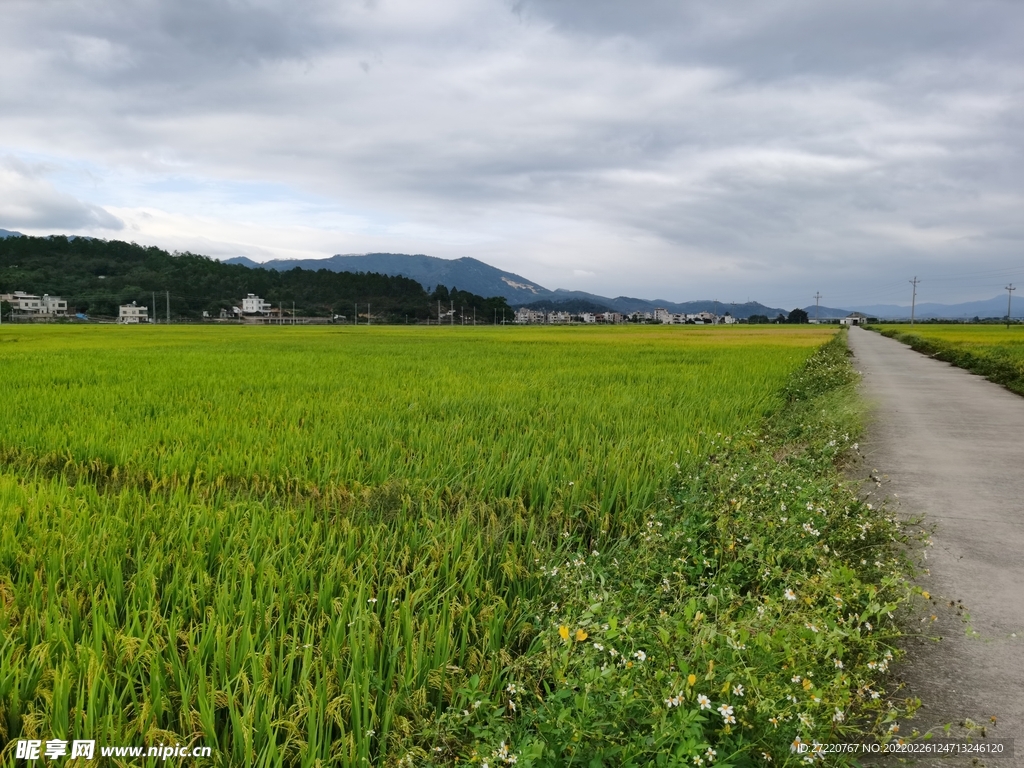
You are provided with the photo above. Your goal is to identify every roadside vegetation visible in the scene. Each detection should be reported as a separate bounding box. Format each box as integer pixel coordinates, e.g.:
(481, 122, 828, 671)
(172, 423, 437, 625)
(0, 326, 913, 766)
(872, 324, 1024, 397)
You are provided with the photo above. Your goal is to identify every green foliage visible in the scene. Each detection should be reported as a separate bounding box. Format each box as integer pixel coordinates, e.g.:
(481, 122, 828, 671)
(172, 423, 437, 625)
(0, 235, 509, 321)
(787, 309, 809, 325)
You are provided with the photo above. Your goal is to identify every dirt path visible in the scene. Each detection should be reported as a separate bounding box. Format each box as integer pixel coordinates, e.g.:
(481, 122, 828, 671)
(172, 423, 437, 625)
(847, 326, 1024, 766)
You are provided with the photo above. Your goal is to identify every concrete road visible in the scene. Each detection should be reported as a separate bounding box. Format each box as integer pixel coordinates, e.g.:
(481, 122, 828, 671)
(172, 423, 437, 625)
(848, 326, 1024, 767)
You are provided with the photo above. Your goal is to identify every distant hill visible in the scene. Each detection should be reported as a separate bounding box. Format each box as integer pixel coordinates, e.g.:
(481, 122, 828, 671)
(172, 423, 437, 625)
(226, 253, 791, 319)
(0, 229, 24, 239)
(1, 236, 510, 321)
(224, 253, 550, 305)
(847, 295, 1023, 320)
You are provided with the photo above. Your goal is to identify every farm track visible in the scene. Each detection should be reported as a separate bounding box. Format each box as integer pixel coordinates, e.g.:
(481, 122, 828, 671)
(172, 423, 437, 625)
(848, 327, 1024, 767)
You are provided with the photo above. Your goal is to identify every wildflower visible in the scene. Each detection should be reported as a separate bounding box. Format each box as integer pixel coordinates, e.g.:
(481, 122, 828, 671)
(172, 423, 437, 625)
(791, 675, 801, 683)
(558, 626, 569, 640)
(784, 589, 797, 601)
(507, 683, 518, 695)
(832, 709, 845, 723)
(805, 623, 819, 633)
(634, 650, 647, 662)
(473, 700, 482, 709)
(762, 751, 773, 762)
(769, 716, 780, 727)
(593, 643, 604, 651)
(705, 747, 717, 761)
(687, 673, 697, 687)
(367, 598, 377, 604)
(575, 629, 588, 642)
(833, 658, 844, 669)
(798, 713, 814, 728)
(732, 684, 744, 697)
(508, 700, 516, 712)
(697, 694, 712, 710)
(791, 736, 803, 753)
(718, 704, 736, 724)
(693, 757, 704, 766)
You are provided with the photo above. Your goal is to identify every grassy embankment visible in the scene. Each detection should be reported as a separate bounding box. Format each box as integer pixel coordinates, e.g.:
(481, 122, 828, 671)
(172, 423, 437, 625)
(872, 324, 1024, 396)
(0, 326, 914, 766)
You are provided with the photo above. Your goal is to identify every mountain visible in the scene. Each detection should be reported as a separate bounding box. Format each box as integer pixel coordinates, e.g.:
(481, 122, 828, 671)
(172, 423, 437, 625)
(223, 253, 550, 305)
(224, 253, 790, 318)
(846, 295, 1022, 320)
(1, 235, 510, 321)
(800, 304, 857, 320)
(0, 229, 24, 239)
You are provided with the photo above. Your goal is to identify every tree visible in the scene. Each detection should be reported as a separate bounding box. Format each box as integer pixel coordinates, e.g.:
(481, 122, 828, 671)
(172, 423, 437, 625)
(788, 308, 809, 324)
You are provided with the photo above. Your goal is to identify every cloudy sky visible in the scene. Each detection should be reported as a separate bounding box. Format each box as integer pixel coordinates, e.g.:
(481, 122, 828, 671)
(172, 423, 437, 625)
(2, 0, 1022, 307)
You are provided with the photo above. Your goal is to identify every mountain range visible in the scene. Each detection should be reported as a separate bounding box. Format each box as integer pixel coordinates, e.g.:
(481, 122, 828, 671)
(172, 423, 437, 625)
(224, 253, 793, 319)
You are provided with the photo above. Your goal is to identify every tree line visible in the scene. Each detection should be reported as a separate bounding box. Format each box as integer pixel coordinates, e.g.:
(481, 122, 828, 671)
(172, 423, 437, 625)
(0, 236, 511, 322)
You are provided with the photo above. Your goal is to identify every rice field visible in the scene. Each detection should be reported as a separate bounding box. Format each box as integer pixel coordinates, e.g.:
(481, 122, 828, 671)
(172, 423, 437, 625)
(874, 323, 1024, 396)
(0, 324, 852, 765)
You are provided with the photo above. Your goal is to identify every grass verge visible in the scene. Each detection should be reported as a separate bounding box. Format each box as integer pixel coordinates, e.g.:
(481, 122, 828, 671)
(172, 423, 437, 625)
(870, 326, 1024, 397)
(425, 332, 917, 768)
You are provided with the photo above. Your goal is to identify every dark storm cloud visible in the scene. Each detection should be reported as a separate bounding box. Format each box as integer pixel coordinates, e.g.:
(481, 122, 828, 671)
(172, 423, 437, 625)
(0, 0, 1021, 305)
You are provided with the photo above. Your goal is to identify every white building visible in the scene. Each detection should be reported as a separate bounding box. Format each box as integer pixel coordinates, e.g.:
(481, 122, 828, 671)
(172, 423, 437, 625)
(548, 311, 571, 324)
(2, 291, 42, 314)
(41, 294, 68, 315)
(653, 308, 671, 323)
(0, 291, 68, 316)
(580, 312, 596, 324)
(118, 302, 149, 324)
(514, 308, 547, 324)
(840, 312, 868, 326)
(241, 294, 272, 314)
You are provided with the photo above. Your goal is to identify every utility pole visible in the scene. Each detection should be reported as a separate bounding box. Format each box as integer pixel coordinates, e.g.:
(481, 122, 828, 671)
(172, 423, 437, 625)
(909, 277, 920, 325)
(450, 300, 454, 326)
(152, 292, 156, 324)
(813, 292, 822, 324)
(292, 301, 295, 325)
(367, 303, 370, 326)
(1007, 284, 1016, 328)
(166, 291, 170, 324)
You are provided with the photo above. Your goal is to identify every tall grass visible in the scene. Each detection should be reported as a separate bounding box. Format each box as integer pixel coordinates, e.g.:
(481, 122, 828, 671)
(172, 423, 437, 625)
(0, 325, 848, 765)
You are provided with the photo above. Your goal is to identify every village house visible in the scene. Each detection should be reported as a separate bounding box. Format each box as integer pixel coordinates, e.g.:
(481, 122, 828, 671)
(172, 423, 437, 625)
(241, 294, 272, 315)
(118, 302, 149, 324)
(1, 291, 68, 317)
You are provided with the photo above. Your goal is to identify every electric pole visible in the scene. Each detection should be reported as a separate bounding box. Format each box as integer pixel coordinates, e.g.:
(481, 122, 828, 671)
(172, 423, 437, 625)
(1007, 284, 1016, 328)
(152, 292, 156, 324)
(450, 300, 454, 326)
(909, 277, 920, 325)
(293, 301, 295, 325)
(367, 303, 370, 326)
(166, 290, 170, 324)
(813, 292, 822, 324)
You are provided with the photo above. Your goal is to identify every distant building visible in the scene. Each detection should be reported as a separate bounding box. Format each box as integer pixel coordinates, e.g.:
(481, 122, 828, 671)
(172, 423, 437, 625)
(580, 312, 596, 324)
(41, 295, 67, 315)
(514, 308, 547, 324)
(1, 291, 68, 317)
(241, 294, 272, 315)
(653, 308, 671, 323)
(840, 312, 869, 326)
(119, 302, 149, 324)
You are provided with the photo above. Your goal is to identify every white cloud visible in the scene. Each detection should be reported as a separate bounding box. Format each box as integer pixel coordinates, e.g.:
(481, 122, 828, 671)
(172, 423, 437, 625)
(0, 0, 1022, 305)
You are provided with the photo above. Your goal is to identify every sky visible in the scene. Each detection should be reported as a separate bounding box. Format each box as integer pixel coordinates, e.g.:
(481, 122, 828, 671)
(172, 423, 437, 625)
(1, 0, 1023, 308)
